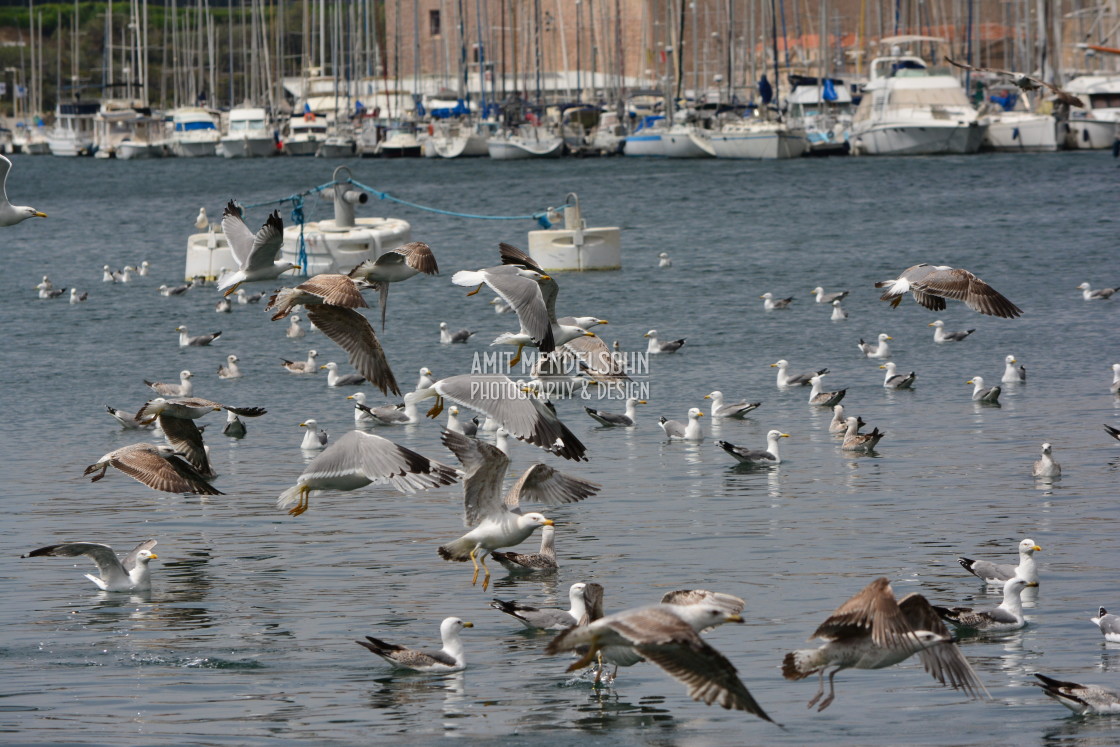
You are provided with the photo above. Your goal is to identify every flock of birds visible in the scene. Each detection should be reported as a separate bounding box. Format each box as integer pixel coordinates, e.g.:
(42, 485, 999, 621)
(12, 191, 1120, 726)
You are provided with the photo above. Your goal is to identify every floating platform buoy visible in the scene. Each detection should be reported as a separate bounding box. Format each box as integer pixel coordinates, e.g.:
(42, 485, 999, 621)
(527, 193, 620, 271)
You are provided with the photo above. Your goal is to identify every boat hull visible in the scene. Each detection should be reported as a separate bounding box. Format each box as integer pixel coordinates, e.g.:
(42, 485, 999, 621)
(709, 128, 809, 159)
(852, 122, 986, 155)
(219, 136, 277, 158)
(171, 139, 218, 157)
(983, 113, 1062, 152)
(662, 131, 712, 158)
(487, 137, 563, 159)
(622, 134, 665, 156)
(1067, 117, 1119, 149)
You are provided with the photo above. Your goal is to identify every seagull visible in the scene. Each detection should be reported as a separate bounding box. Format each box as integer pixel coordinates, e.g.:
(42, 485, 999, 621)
(347, 241, 440, 329)
(299, 419, 329, 450)
(0, 154, 47, 226)
(545, 602, 775, 720)
(281, 350, 319, 374)
(356, 617, 473, 672)
(659, 408, 704, 440)
(137, 260, 150, 276)
(277, 430, 459, 516)
(103, 265, 117, 283)
(491, 582, 589, 630)
(782, 577, 989, 711)
(841, 417, 885, 452)
(857, 333, 892, 358)
(760, 292, 793, 310)
(1076, 282, 1117, 300)
(875, 264, 1022, 318)
(704, 391, 761, 419)
(69, 289, 88, 304)
(217, 203, 297, 296)
(879, 362, 916, 389)
(945, 57, 1086, 107)
(444, 404, 468, 433)
(83, 443, 222, 494)
(451, 260, 554, 363)
(22, 539, 158, 591)
(144, 370, 194, 397)
(439, 322, 475, 344)
(1033, 442, 1061, 478)
(490, 296, 512, 314)
(1035, 673, 1120, 715)
(135, 397, 266, 477)
(957, 538, 1042, 586)
(118, 265, 135, 283)
(217, 355, 242, 380)
(1001, 355, 1026, 383)
(194, 207, 209, 230)
(812, 286, 848, 304)
(585, 398, 645, 427)
(1091, 607, 1120, 642)
(415, 374, 587, 461)
(214, 298, 232, 313)
(346, 392, 377, 423)
(966, 376, 1001, 403)
(105, 405, 155, 430)
(320, 361, 366, 387)
(933, 577, 1036, 631)
(830, 299, 847, 320)
(438, 430, 598, 589)
(808, 374, 846, 406)
(176, 326, 221, 347)
(416, 367, 435, 390)
(717, 430, 789, 466)
(829, 404, 859, 434)
(771, 360, 828, 387)
(645, 329, 686, 354)
(352, 392, 423, 425)
(286, 314, 306, 338)
(159, 282, 192, 296)
(267, 274, 400, 396)
(222, 410, 247, 438)
(490, 524, 559, 572)
(929, 320, 975, 342)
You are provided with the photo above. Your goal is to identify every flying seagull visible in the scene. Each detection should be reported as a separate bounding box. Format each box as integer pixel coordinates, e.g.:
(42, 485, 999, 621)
(22, 539, 158, 591)
(348, 241, 440, 329)
(0, 154, 47, 226)
(217, 201, 298, 296)
(945, 57, 1085, 108)
(875, 264, 1022, 318)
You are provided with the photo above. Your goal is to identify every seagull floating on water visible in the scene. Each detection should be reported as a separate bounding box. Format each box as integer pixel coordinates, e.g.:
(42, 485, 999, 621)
(1035, 673, 1120, 715)
(760, 292, 793, 310)
(281, 350, 318, 374)
(1076, 282, 1117, 300)
(957, 538, 1042, 586)
(439, 322, 475, 344)
(857, 333, 892, 358)
(176, 326, 221, 347)
(704, 391, 761, 419)
(808, 374, 846, 406)
(933, 577, 1036, 631)
(659, 408, 704, 440)
(717, 430, 788, 466)
(830, 299, 847, 320)
(812, 286, 848, 304)
(645, 329, 686, 354)
(320, 361, 366, 387)
(966, 376, 1001, 403)
(929, 320, 975, 342)
(1091, 607, 1120, 642)
(879, 362, 916, 389)
(299, 419, 329, 450)
(1033, 442, 1061, 478)
(356, 617, 473, 672)
(490, 524, 559, 572)
(772, 360, 828, 387)
(491, 582, 589, 630)
(1002, 355, 1026, 383)
(146, 370, 194, 397)
(585, 398, 645, 427)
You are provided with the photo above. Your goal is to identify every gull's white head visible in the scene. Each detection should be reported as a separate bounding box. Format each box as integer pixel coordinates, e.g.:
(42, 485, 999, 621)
(291, 314, 300, 323)
(420, 367, 433, 376)
(929, 320, 945, 328)
(760, 292, 774, 299)
(1040, 442, 1053, 454)
(226, 355, 238, 364)
(346, 392, 366, 404)
(880, 362, 897, 371)
(771, 359, 789, 369)
(705, 391, 723, 401)
(767, 429, 791, 441)
(180, 370, 193, 379)
(673, 603, 744, 632)
(967, 376, 985, 387)
(1020, 539, 1042, 554)
(878, 333, 893, 342)
(659, 252, 669, 258)
(299, 419, 318, 428)
(134, 548, 159, 564)
(688, 407, 704, 419)
(440, 322, 449, 330)
(644, 330, 658, 338)
(308, 350, 318, 358)
(1006, 355, 1016, 364)
(440, 617, 474, 637)
(321, 362, 339, 372)
(811, 286, 824, 294)
(520, 512, 554, 529)
(1077, 282, 1091, 290)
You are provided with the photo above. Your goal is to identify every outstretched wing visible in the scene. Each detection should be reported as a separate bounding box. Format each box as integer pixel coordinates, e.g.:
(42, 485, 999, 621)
(898, 593, 991, 700)
(244, 211, 285, 272)
(307, 305, 400, 396)
(441, 429, 509, 525)
(221, 201, 255, 266)
(503, 463, 600, 511)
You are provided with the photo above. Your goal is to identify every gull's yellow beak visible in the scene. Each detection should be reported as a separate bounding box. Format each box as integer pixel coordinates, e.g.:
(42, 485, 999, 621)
(879, 365, 887, 369)
(928, 322, 936, 327)
(704, 394, 711, 399)
(1033, 545, 1043, 552)
(696, 412, 704, 417)
(462, 621, 474, 628)
(781, 433, 791, 438)
(1026, 581, 1040, 587)
(769, 362, 778, 368)
(148, 553, 158, 560)
(885, 336, 893, 340)
(726, 614, 744, 623)
(299, 422, 309, 427)
(966, 379, 974, 384)
(291, 264, 301, 270)
(584, 331, 596, 337)
(33, 211, 47, 218)
(1010, 358, 1017, 363)
(643, 332, 651, 338)
(598, 319, 609, 325)
(320, 364, 328, 370)
(638, 400, 647, 405)
(542, 519, 555, 526)
(346, 395, 355, 400)
(758, 295, 766, 299)
(539, 274, 552, 281)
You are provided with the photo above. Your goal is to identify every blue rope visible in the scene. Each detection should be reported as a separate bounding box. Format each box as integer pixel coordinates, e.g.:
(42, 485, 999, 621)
(345, 178, 560, 228)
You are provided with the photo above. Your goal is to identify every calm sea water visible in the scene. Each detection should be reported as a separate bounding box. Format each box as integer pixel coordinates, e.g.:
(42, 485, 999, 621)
(2, 152, 1119, 745)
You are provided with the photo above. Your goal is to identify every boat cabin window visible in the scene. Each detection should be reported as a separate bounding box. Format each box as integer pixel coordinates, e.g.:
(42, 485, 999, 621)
(429, 9, 441, 37)
(1090, 93, 1120, 109)
(230, 119, 266, 131)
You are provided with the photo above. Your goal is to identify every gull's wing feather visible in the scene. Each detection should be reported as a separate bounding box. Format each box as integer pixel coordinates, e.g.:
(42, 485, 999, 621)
(158, 415, 213, 477)
(301, 430, 459, 493)
(503, 463, 600, 511)
(638, 640, 774, 719)
(398, 241, 439, 274)
(244, 211, 285, 272)
(441, 429, 509, 525)
(913, 267, 1022, 318)
(121, 539, 159, 572)
(899, 593, 991, 699)
(299, 274, 368, 307)
(307, 306, 400, 396)
(25, 542, 129, 586)
(811, 577, 913, 647)
(220, 201, 255, 266)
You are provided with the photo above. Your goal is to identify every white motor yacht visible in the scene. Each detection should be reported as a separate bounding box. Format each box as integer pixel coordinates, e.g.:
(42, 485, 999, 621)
(169, 107, 221, 157)
(219, 106, 277, 158)
(850, 36, 986, 156)
(47, 100, 100, 156)
(487, 124, 563, 159)
(284, 114, 329, 156)
(1063, 74, 1120, 149)
(708, 116, 809, 159)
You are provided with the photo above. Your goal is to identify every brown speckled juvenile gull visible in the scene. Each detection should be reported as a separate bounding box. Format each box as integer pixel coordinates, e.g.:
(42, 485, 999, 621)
(875, 264, 1022, 318)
